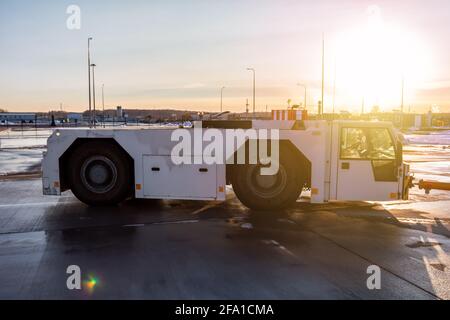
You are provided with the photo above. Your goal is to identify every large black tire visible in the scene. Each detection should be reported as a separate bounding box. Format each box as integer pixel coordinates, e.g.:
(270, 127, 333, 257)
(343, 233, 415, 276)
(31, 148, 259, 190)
(68, 141, 133, 206)
(231, 148, 304, 211)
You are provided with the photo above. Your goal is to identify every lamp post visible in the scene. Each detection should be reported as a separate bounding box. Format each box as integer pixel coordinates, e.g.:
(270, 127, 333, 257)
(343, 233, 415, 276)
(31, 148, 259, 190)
(220, 86, 225, 112)
(87, 37, 93, 126)
(247, 68, 255, 117)
(401, 75, 405, 128)
(321, 33, 325, 117)
(102, 84, 105, 128)
(332, 58, 337, 116)
(361, 96, 365, 115)
(90, 64, 97, 127)
(297, 83, 307, 110)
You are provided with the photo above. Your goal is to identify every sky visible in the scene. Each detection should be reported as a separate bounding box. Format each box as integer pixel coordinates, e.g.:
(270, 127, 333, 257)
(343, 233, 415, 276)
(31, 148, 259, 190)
(1, 0, 450, 113)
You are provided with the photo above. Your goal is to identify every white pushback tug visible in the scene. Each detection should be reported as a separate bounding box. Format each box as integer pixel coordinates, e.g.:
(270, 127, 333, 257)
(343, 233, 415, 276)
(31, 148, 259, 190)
(42, 119, 412, 210)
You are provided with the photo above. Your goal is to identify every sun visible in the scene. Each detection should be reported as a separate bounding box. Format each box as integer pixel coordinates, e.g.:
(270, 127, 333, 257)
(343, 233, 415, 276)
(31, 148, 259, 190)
(332, 5, 433, 111)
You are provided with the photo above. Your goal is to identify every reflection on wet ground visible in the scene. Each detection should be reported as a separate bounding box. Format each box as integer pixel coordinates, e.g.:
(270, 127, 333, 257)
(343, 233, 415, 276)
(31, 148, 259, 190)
(0, 179, 449, 299)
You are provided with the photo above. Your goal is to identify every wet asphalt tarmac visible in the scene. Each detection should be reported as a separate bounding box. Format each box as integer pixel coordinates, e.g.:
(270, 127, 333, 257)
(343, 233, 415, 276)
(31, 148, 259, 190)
(0, 178, 449, 300)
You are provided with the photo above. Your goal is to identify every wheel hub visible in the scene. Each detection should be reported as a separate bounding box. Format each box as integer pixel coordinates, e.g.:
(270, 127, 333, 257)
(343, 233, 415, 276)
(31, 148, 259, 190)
(254, 174, 278, 189)
(80, 156, 118, 194)
(89, 164, 109, 184)
(247, 165, 287, 198)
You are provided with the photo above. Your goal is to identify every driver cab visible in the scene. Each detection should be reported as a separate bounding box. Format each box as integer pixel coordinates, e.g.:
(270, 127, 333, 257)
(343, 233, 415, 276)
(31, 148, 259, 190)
(333, 121, 403, 201)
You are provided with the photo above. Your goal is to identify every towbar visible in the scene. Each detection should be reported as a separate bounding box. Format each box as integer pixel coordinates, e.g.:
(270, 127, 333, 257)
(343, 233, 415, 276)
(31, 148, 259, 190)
(418, 179, 450, 194)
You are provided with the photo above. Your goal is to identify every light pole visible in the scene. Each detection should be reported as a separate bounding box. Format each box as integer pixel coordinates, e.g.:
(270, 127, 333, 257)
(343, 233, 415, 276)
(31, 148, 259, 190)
(297, 83, 307, 110)
(102, 84, 105, 128)
(88, 37, 93, 126)
(400, 75, 405, 128)
(321, 33, 325, 117)
(220, 86, 225, 112)
(401, 76, 404, 113)
(247, 68, 255, 117)
(332, 58, 337, 117)
(91, 63, 97, 127)
(361, 96, 365, 115)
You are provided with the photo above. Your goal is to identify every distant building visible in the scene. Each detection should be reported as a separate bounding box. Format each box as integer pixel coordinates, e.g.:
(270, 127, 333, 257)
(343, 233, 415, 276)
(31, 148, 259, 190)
(432, 113, 450, 127)
(0, 112, 36, 123)
(67, 113, 83, 121)
(116, 106, 123, 118)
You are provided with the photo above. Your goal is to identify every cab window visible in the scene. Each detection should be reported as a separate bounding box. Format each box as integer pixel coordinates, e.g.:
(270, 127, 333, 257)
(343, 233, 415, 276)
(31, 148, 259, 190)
(340, 128, 368, 159)
(340, 127, 395, 160)
(367, 128, 395, 160)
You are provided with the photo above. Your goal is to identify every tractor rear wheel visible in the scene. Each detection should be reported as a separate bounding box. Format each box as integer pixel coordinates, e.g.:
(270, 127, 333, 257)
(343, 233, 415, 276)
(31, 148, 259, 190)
(69, 141, 133, 206)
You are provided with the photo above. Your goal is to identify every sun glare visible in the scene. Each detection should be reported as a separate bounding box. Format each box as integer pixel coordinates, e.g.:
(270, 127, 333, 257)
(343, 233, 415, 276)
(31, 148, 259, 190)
(333, 5, 433, 111)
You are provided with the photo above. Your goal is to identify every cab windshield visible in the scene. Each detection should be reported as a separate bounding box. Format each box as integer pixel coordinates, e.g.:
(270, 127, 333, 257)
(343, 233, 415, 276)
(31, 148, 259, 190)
(340, 127, 396, 160)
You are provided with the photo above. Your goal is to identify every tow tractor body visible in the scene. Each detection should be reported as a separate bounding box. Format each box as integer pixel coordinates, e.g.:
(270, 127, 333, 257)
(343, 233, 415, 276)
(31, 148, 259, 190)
(42, 120, 410, 210)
